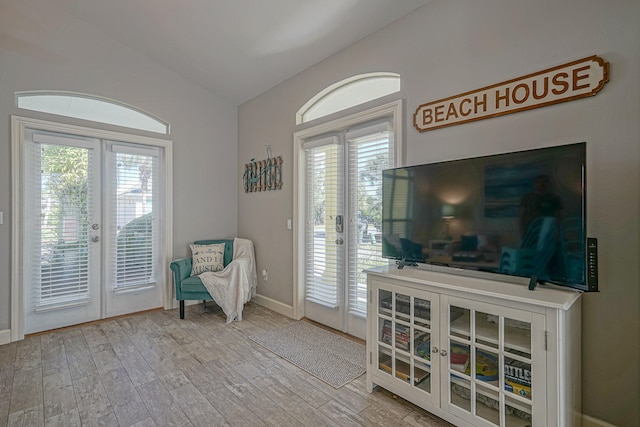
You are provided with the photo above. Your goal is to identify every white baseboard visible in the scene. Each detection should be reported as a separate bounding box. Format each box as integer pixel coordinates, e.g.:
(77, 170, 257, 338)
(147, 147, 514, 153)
(582, 414, 619, 427)
(172, 297, 294, 318)
(0, 329, 11, 345)
(252, 293, 294, 318)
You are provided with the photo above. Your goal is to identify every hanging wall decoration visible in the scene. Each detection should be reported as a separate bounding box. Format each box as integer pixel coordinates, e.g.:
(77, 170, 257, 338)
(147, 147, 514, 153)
(413, 55, 610, 132)
(243, 145, 283, 192)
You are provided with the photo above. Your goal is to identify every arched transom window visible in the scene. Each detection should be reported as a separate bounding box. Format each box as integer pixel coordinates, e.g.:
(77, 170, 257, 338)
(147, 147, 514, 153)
(297, 72, 400, 124)
(16, 91, 169, 134)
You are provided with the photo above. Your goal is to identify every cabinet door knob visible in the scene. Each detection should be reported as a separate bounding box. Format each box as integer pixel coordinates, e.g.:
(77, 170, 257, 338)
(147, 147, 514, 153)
(440, 349, 448, 356)
(432, 346, 438, 354)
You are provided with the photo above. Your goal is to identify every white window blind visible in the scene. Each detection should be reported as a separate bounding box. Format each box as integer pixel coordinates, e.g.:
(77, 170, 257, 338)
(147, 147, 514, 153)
(109, 143, 159, 290)
(347, 119, 394, 317)
(304, 136, 343, 308)
(27, 136, 95, 309)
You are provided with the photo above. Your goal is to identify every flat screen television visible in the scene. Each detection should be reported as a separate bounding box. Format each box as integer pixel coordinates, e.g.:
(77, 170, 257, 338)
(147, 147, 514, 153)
(382, 142, 596, 292)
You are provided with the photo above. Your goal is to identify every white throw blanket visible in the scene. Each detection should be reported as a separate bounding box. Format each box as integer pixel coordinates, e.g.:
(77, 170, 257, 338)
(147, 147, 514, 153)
(199, 238, 257, 323)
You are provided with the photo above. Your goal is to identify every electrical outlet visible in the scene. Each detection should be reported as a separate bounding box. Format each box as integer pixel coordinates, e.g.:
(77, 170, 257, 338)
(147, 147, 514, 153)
(262, 269, 268, 281)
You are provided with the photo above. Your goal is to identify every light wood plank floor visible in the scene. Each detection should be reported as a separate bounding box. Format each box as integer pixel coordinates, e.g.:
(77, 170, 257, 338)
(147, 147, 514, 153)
(0, 302, 454, 426)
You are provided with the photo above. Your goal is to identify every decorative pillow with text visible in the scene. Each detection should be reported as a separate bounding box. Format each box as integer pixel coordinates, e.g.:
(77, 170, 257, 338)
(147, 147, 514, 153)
(190, 243, 225, 275)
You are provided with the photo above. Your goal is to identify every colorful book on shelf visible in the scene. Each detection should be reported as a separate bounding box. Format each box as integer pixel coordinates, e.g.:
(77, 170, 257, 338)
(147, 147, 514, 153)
(395, 323, 410, 351)
(381, 322, 431, 355)
(380, 320, 410, 351)
(450, 343, 470, 373)
(414, 331, 431, 360)
(504, 360, 531, 387)
(449, 343, 499, 382)
(470, 350, 499, 381)
(381, 320, 392, 344)
(504, 359, 532, 398)
(505, 379, 531, 399)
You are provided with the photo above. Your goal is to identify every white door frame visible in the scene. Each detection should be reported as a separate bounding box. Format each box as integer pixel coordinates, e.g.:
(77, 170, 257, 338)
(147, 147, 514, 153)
(11, 115, 174, 341)
(292, 100, 403, 322)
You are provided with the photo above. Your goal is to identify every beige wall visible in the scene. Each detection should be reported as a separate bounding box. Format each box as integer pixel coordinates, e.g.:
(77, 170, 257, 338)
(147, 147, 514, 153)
(238, 1, 640, 425)
(0, 1, 239, 329)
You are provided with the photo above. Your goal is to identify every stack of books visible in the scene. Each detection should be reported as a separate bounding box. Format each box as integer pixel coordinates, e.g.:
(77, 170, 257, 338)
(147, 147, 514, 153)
(380, 320, 412, 352)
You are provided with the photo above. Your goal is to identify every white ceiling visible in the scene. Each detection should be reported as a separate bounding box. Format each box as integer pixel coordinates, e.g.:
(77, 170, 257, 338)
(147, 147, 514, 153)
(55, 0, 429, 105)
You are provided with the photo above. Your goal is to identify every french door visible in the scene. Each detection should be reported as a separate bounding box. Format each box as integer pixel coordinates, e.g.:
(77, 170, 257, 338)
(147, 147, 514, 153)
(303, 118, 395, 338)
(22, 128, 164, 334)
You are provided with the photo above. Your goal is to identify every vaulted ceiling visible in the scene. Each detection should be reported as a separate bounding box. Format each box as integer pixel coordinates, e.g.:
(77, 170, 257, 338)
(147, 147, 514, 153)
(54, 0, 429, 105)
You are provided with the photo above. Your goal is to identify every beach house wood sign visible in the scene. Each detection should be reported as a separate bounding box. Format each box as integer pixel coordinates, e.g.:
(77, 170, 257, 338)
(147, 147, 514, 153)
(413, 55, 610, 132)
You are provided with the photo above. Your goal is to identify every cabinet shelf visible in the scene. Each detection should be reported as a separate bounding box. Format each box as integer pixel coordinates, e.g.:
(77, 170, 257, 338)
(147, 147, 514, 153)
(378, 345, 432, 373)
(450, 391, 532, 427)
(378, 307, 392, 317)
(450, 310, 532, 355)
(450, 378, 533, 415)
(450, 373, 499, 390)
(379, 354, 431, 386)
(415, 319, 431, 329)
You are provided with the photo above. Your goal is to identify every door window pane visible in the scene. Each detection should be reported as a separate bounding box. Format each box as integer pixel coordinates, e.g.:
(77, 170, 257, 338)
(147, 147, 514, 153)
(414, 330, 431, 362)
(111, 148, 159, 289)
(475, 384, 500, 425)
(505, 397, 532, 426)
(394, 322, 410, 352)
(476, 311, 499, 349)
(32, 143, 94, 307)
(347, 123, 394, 316)
(505, 318, 532, 357)
(451, 376, 472, 413)
(395, 293, 410, 321)
(504, 356, 532, 400)
(304, 139, 343, 308)
(450, 305, 470, 340)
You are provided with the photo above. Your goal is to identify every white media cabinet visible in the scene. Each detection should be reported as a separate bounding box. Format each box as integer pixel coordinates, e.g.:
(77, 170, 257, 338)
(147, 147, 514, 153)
(365, 266, 582, 427)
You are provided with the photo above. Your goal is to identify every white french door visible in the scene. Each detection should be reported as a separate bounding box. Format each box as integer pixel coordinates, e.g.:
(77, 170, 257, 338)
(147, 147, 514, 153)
(302, 118, 395, 338)
(22, 128, 165, 334)
(23, 131, 102, 333)
(104, 142, 163, 317)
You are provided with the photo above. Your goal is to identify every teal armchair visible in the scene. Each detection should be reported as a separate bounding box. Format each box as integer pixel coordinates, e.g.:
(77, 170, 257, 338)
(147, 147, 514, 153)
(170, 239, 234, 319)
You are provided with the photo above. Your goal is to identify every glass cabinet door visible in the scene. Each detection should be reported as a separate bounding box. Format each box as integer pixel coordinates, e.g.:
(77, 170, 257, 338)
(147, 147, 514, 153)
(443, 296, 541, 427)
(374, 285, 437, 398)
